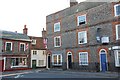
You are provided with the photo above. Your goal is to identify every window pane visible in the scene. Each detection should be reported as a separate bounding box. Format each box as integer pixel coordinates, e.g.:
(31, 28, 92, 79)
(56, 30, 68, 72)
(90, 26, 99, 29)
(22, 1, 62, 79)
(78, 31, 87, 44)
(54, 22, 60, 32)
(20, 44, 25, 52)
(118, 25, 120, 39)
(116, 5, 120, 16)
(39, 60, 44, 66)
(58, 55, 61, 64)
(78, 15, 86, 25)
(79, 52, 88, 65)
(6, 43, 12, 51)
(53, 55, 57, 64)
(54, 36, 61, 47)
(118, 51, 120, 66)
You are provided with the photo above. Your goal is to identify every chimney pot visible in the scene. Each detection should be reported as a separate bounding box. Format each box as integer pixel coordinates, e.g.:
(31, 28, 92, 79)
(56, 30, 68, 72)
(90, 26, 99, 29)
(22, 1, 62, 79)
(70, 0, 78, 7)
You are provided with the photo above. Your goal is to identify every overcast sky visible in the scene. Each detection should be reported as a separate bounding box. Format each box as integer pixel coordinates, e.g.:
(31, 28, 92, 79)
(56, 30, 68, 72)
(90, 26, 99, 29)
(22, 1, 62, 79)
(0, 0, 85, 37)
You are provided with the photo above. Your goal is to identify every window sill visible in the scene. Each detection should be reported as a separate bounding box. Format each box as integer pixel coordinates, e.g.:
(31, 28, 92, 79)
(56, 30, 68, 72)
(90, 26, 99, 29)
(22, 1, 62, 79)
(54, 46, 61, 48)
(78, 43, 87, 45)
(11, 65, 28, 68)
(52, 64, 62, 66)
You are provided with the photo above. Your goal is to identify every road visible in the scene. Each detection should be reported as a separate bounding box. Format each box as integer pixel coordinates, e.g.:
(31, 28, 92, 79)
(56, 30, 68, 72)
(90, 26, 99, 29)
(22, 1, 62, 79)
(1, 69, 119, 80)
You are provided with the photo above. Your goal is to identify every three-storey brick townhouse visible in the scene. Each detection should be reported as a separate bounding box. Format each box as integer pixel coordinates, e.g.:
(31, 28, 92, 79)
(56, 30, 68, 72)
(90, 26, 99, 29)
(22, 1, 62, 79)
(46, 1, 120, 72)
(0, 27, 31, 71)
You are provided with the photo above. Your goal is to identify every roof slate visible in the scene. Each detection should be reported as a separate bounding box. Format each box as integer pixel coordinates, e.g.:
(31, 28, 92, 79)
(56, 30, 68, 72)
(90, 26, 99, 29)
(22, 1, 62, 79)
(0, 30, 30, 41)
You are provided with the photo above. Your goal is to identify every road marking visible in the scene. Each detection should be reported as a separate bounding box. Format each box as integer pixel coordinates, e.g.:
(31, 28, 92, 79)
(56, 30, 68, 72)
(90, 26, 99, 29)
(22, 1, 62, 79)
(1, 72, 32, 77)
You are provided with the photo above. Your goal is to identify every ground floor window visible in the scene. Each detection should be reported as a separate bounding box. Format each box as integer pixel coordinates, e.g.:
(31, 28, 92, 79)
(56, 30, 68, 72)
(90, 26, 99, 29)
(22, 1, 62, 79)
(11, 58, 27, 67)
(38, 60, 44, 66)
(114, 50, 120, 67)
(52, 54, 62, 65)
(79, 52, 88, 66)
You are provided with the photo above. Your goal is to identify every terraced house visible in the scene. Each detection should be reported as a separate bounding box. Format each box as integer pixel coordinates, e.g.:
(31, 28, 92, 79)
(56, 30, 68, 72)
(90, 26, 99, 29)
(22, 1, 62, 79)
(29, 28, 47, 69)
(46, 1, 120, 72)
(0, 25, 31, 71)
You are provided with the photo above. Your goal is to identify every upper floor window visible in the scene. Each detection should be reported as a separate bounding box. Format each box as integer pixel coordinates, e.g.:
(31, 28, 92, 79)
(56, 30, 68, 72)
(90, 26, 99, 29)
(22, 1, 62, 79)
(116, 24, 120, 40)
(54, 22, 60, 32)
(78, 31, 87, 44)
(54, 36, 61, 47)
(79, 52, 88, 66)
(77, 14, 86, 26)
(31, 39, 36, 45)
(20, 43, 25, 52)
(33, 50, 37, 55)
(114, 4, 120, 16)
(52, 54, 62, 65)
(5, 42, 12, 52)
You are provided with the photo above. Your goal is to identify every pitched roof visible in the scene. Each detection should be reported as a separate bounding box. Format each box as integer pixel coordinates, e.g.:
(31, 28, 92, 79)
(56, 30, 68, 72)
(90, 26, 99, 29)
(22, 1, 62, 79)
(0, 30, 30, 41)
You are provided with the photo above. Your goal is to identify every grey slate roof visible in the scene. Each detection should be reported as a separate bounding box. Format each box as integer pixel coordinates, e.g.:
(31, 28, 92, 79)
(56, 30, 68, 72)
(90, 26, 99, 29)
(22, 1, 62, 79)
(0, 30, 30, 41)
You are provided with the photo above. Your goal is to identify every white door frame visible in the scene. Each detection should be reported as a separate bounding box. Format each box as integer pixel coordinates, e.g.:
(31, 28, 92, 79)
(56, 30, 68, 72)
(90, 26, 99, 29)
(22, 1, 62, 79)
(99, 49, 108, 71)
(47, 54, 51, 69)
(67, 52, 72, 69)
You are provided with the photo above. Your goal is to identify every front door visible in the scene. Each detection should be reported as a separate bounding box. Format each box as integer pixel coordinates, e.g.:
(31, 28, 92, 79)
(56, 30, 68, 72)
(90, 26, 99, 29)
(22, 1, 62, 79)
(68, 55, 72, 69)
(32, 60, 36, 69)
(67, 52, 72, 69)
(48, 55, 51, 68)
(100, 50, 107, 72)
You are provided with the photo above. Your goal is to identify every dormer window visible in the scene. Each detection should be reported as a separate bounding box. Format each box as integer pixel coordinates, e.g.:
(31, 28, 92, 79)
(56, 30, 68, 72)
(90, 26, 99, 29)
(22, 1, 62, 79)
(114, 4, 120, 16)
(54, 22, 60, 32)
(77, 14, 86, 26)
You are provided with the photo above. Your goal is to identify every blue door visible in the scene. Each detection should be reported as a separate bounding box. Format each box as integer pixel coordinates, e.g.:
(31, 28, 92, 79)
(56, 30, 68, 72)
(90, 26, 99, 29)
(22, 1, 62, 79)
(100, 54, 107, 72)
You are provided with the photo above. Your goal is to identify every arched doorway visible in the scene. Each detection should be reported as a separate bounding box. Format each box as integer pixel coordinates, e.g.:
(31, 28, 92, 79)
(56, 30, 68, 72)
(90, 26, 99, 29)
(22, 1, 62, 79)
(67, 52, 72, 69)
(99, 49, 108, 72)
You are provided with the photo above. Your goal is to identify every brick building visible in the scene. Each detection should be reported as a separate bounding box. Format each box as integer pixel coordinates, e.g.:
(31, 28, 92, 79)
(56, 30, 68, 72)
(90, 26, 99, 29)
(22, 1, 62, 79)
(46, 1, 120, 72)
(0, 25, 31, 71)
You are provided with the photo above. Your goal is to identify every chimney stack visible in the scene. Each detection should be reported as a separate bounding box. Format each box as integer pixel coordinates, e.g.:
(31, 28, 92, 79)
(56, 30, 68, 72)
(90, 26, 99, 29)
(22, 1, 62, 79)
(70, 0, 78, 7)
(23, 25, 28, 35)
(42, 28, 46, 38)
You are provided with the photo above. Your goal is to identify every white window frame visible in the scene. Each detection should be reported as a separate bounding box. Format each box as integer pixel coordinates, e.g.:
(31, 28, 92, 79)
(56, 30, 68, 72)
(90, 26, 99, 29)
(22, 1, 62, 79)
(11, 57, 27, 68)
(114, 4, 120, 17)
(52, 54, 62, 65)
(19, 43, 25, 52)
(79, 52, 88, 66)
(77, 14, 86, 26)
(31, 39, 36, 45)
(33, 50, 37, 55)
(114, 50, 120, 67)
(116, 24, 120, 40)
(5, 42, 12, 51)
(54, 22, 60, 32)
(78, 31, 87, 44)
(54, 36, 61, 47)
